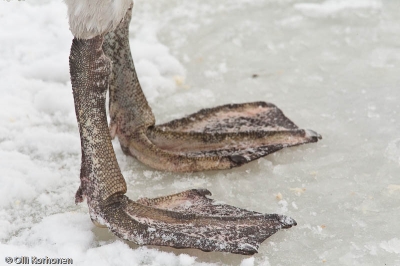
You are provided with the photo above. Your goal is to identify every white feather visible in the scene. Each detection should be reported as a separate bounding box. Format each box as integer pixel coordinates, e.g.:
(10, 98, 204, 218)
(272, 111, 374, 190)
(64, 0, 133, 39)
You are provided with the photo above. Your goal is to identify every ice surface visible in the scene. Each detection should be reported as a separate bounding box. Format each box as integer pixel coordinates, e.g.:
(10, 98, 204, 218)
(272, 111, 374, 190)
(1, 0, 399, 265)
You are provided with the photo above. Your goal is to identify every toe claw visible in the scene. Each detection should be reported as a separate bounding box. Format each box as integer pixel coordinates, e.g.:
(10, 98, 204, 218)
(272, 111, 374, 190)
(278, 214, 297, 228)
(229, 155, 249, 166)
(305, 129, 322, 141)
(237, 243, 258, 255)
(192, 188, 212, 196)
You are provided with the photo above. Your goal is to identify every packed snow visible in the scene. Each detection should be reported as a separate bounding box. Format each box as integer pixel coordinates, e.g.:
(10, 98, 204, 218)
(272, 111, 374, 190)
(1, 0, 399, 265)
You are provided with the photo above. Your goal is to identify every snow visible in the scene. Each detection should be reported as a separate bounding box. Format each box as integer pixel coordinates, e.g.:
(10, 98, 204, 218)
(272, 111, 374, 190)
(240, 257, 255, 266)
(1, 0, 400, 265)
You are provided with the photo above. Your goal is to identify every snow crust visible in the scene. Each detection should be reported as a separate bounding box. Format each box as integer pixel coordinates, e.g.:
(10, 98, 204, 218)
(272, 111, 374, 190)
(1, 0, 399, 265)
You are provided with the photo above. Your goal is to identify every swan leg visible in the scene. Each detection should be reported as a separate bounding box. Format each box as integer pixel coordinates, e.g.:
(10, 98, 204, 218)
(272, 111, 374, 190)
(102, 7, 321, 172)
(69, 33, 296, 254)
(102, 5, 155, 141)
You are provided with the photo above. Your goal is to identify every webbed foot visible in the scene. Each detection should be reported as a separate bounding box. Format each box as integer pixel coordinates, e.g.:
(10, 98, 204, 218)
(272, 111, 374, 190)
(103, 189, 296, 255)
(69, 33, 296, 254)
(103, 7, 321, 172)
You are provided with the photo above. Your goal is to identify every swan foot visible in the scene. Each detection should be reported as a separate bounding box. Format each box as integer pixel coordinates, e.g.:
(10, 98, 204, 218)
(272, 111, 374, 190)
(103, 8, 322, 172)
(69, 33, 296, 254)
(102, 190, 296, 255)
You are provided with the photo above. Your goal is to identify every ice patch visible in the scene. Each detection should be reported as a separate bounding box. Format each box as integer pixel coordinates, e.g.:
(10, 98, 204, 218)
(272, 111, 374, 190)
(290, 187, 306, 196)
(380, 238, 400, 254)
(277, 200, 288, 213)
(387, 184, 400, 194)
(295, 0, 382, 16)
(385, 138, 400, 165)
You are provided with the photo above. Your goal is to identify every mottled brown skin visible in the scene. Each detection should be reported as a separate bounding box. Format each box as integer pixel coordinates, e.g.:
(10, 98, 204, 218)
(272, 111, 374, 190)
(69, 5, 321, 255)
(102, 7, 321, 172)
(70, 35, 297, 255)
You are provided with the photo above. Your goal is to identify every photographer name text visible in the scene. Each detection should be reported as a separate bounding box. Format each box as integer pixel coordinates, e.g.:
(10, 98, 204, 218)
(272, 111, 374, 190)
(5, 256, 73, 265)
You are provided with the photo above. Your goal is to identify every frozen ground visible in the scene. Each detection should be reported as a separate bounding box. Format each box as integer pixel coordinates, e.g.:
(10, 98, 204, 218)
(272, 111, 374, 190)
(1, 0, 399, 265)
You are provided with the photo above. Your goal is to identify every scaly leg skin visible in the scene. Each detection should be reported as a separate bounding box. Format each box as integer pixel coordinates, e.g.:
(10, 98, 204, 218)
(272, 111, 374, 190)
(103, 7, 322, 172)
(70, 35, 296, 255)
